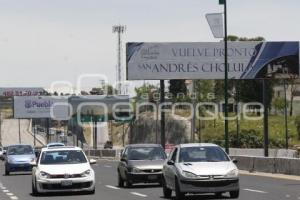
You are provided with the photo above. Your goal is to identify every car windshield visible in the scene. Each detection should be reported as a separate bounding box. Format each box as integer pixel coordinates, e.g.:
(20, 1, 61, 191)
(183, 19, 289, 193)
(179, 146, 230, 163)
(128, 147, 166, 160)
(40, 150, 87, 165)
(7, 145, 34, 155)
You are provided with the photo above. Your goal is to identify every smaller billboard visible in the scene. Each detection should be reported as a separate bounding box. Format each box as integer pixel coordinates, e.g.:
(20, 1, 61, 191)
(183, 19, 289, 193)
(0, 88, 46, 97)
(14, 96, 69, 119)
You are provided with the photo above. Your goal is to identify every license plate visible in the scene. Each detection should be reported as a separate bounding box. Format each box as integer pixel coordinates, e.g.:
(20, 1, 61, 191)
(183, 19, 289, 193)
(148, 175, 158, 180)
(61, 180, 72, 186)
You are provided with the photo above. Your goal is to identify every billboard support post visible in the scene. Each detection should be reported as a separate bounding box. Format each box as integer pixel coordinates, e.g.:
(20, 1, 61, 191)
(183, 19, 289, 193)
(18, 119, 21, 144)
(160, 80, 166, 149)
(284, 79, 288, 149)
(263, 79, 269, 157)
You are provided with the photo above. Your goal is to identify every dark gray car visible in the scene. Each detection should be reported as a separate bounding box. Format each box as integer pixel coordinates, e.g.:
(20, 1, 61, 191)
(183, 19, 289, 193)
(117, 144, 167, 187)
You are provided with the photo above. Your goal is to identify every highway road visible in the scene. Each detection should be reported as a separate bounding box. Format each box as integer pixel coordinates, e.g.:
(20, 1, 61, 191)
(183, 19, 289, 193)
(0, 160, 299, 200)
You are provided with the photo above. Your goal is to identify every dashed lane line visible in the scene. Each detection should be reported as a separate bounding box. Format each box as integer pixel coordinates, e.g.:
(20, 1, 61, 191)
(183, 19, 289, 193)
(130, 192, 148, 198)
(10, 196, 18, 200)
(105, 185, 120, 190)
(243, 188, 268, 194)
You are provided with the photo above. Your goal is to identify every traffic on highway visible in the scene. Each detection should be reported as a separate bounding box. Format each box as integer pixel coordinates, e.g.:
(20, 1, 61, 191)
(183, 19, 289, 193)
(1, 0, 300, 200)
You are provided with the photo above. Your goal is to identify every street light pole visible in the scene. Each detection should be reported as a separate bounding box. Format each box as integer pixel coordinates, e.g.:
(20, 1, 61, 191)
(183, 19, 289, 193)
(222, 0, 229, 154)
(284, 79, 288, 149)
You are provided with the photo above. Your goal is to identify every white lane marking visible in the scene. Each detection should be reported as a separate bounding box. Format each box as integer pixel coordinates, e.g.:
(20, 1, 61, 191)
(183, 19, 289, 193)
(286, 194, 290, 198)
(104, 165, 112, 168)
(6, 193, 14, 196)
(105, 185, 120, 190)
(10, 196, 18, 200)
(243, 188, 268, 194)
(131, 192, 148, 198)
(3, 190, 10, 193)
(1, 187, 6, 190)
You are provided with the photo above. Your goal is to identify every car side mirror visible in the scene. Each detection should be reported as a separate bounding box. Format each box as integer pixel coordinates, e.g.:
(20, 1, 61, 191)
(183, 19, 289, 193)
(89, 159, 97, 165)
(167, 160, 175, 165)
(30, 161, 37, 167)
(232, 159, 238, 164)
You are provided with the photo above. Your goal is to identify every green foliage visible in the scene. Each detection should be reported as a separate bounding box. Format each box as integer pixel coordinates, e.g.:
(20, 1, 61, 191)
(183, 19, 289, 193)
(169, 80, 187, 101)
(134, 84, 157, 101)
(272, 97, 286, 113)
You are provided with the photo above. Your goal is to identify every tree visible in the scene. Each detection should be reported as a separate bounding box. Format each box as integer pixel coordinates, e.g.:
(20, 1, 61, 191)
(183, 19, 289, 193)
(134, 84, 157, 102)
(169, 80, 187, 101)
(226, 35, 274, 108)
(272, 97, 286, 114)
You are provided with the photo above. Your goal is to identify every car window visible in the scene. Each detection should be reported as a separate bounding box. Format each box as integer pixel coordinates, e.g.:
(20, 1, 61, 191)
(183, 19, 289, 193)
(171, 148, 178, 162)
(40, 150, 87, 165)
(128, 147, 166, 161)
(179, 146, 230, 163)
(7, 145, 34, 155)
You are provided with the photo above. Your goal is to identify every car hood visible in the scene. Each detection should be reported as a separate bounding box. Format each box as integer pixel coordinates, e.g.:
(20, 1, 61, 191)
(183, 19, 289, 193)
(177, 161, 237, 176)
(128, 160, 165, 170)
(7, 154, 35, 162)
(39, 163, 91, 174)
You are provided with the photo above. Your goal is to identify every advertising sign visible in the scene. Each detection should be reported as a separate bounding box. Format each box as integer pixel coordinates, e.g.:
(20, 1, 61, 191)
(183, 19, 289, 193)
(126, 42, 299, 80)
(206, 13, 224, 38)
(0, 88, 46, 97)
(14, 96, 69, 119)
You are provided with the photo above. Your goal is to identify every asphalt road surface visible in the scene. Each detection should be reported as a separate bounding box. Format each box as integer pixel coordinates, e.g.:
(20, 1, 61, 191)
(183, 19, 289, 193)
(0, 160, 299, 200)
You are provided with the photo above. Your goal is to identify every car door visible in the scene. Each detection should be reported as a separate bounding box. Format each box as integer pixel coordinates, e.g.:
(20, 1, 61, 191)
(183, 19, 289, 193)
(164, 147, 178, 189)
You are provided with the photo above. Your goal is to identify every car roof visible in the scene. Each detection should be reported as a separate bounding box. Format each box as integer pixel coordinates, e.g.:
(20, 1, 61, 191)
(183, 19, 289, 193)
(41, 146, 82, 152)
(46, 143, 65, 146)
(125, 144, 163, 148)
(177, 143, 219, 148)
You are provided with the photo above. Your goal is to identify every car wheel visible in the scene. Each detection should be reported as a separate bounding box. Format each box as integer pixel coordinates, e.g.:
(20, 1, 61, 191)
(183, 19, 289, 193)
(162, 178, 172, 199)
(32, 179, 39, 196)
(230, 190, 240, 199)
(125, 172, 132, 188)
(5, 168, 9, 176)
(118, 171, 124, 187)
(175, 178, 185, 200)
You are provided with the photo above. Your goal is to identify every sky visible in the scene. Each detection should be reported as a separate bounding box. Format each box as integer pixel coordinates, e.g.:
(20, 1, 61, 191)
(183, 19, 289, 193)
(0, 0, 300, 93)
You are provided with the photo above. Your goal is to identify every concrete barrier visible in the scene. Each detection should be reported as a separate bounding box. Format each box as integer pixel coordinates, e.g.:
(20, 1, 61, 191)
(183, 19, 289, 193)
(229, 148, 298, 158)
(231, 156, 300, 176)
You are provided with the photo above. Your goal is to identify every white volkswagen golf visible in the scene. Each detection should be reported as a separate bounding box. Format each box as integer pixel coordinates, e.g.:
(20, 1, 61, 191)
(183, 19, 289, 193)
(31, 146, 96, 195)
(162, 143, 239, 199)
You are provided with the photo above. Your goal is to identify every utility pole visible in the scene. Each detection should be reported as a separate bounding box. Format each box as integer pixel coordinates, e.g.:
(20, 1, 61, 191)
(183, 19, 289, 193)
(0, 112, 2, 146)
(113, 25, 126, 95)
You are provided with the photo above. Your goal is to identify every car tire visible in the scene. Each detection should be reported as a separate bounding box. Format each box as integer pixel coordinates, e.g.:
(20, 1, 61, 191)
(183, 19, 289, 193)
(118, 171, 124, 188)
(5, 168, 9, 176)
(175, 178, 185, 200)
(162, 178, 172, 199)
(32, 179, 39, 196)
(125, 172, 132, 188)
(86, 187, 95, 195)
(230, 190, 240, 199)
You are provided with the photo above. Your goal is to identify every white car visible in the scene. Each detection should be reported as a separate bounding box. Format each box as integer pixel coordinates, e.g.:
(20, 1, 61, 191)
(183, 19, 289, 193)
(32, 146, 96, 195)
(162, 143, 239, 200)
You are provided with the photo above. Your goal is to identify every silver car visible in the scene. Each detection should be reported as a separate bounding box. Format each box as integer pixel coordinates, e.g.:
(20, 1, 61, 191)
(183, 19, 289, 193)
(5, 145, 36, 175)
(162, 143, 239, 199)
(117, 144, 167, 187)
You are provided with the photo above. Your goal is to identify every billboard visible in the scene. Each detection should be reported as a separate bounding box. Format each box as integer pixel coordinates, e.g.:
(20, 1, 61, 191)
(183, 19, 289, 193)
(0, 87, 46, 97)
(14, 96, 69, 119)
(126, 42, 299, 80)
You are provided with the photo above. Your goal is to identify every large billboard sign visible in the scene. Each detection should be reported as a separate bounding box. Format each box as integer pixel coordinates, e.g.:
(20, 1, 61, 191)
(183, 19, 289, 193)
(14, 96, 69, 119)
(126, 42, 299, 80)
(0, 87, 46, 97)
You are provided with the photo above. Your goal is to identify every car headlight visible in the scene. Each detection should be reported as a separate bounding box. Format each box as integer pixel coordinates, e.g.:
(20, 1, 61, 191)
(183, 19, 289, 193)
(132, 167, 142, 173)
(39, 171, 50, 179)
(8, 157, 15, 163)
(81, 169, 91, 177)
(182, 171, 198, 179)
(225, 169, 239, 178)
